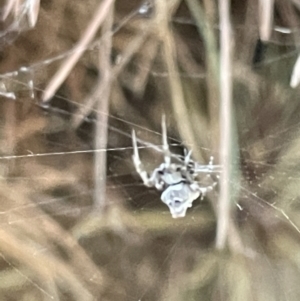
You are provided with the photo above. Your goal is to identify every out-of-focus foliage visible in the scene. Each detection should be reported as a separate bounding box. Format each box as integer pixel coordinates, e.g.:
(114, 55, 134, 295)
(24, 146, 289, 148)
(0, 0, 300, 300)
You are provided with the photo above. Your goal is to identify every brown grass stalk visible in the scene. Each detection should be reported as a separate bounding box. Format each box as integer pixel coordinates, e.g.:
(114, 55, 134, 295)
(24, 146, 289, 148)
(94, 3, 114, 211)
(41, 0, 115, 102)
(215, 0, 234, 250)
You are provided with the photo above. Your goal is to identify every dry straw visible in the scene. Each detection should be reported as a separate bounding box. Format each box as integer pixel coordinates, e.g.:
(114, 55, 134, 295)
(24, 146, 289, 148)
(0, 0, 300, 300)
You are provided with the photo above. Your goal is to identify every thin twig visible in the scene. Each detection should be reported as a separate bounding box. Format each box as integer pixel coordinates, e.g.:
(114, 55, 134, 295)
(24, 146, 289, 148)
(1, 0, 16, 20)
(94, 3, 114, 211)
(185, 0, 220, 152)
(41, 0, 115, 102)
(27, 0, 40, 28)
(156, 0, 205, 160)
(258, 0, 274, 41)
(71, 24, 151, 128)
(215, 0, 233, 249)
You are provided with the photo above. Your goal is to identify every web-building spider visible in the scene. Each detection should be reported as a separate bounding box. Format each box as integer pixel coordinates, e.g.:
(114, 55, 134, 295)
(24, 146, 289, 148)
(132, 117, 220, 218)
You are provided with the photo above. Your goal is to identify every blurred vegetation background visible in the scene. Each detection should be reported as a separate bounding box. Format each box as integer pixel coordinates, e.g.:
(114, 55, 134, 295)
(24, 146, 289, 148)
(1, 0, 300, 300)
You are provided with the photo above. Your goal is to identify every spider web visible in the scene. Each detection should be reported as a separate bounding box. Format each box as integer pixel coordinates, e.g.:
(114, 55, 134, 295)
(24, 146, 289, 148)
(0, 0, 300, 300)
(0, 39, 298, 228)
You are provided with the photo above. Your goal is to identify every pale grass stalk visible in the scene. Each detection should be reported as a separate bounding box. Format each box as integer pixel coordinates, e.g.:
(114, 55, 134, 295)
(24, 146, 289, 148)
(13, 0, 20, 17)
(281, 0, 300, 88)
(1, 0, 18, 20)
(112, 27, 150, 78)
(0, 269, 28, 289)
(155, 0, 204, 159)
(292, 0, 300, 10)
(258, 0, 274, 41)
(0, 229, 93, 300)
(41, 0, 115, 102)
(27, 0, 40, 28)
(185, 0, 219, 141)
(3, 101, 16, 156)
(72, 25, 151, 128)
(215, 0, 233, 249)
(290, 55, 300, 88)
(174, 31, 204, 77)
(186, 0, 245, 253)
(1, 181, 106, 295)
(131, 37, 159, 95)
(94, 4, 114, 211)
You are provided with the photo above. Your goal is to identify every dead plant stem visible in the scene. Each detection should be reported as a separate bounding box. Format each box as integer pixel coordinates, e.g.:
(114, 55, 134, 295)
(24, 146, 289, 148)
(41, 0, 115, 102)
(94, 3, 114, 211)
(215, 0, 233, 249)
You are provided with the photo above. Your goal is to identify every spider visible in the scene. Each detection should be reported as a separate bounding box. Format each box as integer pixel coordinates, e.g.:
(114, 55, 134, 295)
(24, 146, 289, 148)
(132, 116, 220, 218)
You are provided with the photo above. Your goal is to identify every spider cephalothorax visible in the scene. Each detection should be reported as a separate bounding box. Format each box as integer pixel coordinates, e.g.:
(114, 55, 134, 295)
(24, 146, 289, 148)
(132, 117, 219, 218)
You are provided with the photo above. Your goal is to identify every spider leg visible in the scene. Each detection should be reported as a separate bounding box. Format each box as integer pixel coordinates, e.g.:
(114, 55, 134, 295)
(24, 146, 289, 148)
(208, 156, 214, 169)
(194, 156, 222, 173)
(132, 129, 164, 189)
(191, 180, 217, 200)
(190, 157, 218, 196)
(161, 115, 171, 167)
(132, 129, 154, 187)
(184, 148, 193, 166)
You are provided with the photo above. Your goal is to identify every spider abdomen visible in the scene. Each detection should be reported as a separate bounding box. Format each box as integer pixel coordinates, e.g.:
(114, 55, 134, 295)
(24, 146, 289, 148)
(161, 182, 201, 218)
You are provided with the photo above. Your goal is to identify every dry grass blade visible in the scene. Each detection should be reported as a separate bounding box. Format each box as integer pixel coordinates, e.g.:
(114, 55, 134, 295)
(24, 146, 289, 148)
(0, 228, 94, 300)
(155, 0, 205, 160)
(0, 180, 107, 299)
(41, 0, 115, 102)
(94, 4, 114, 211)
(71, 22, 151, 128)
(215, 0, 233, 250)
(26, 0, 40, 28)
(1, 0, 18, 20)
(3, 0, 300, 300)
(292, 0, 300, 10)
(258, 0, 274, 42)
(290, 54, 300, 87)
(185, 0, 219, 133)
